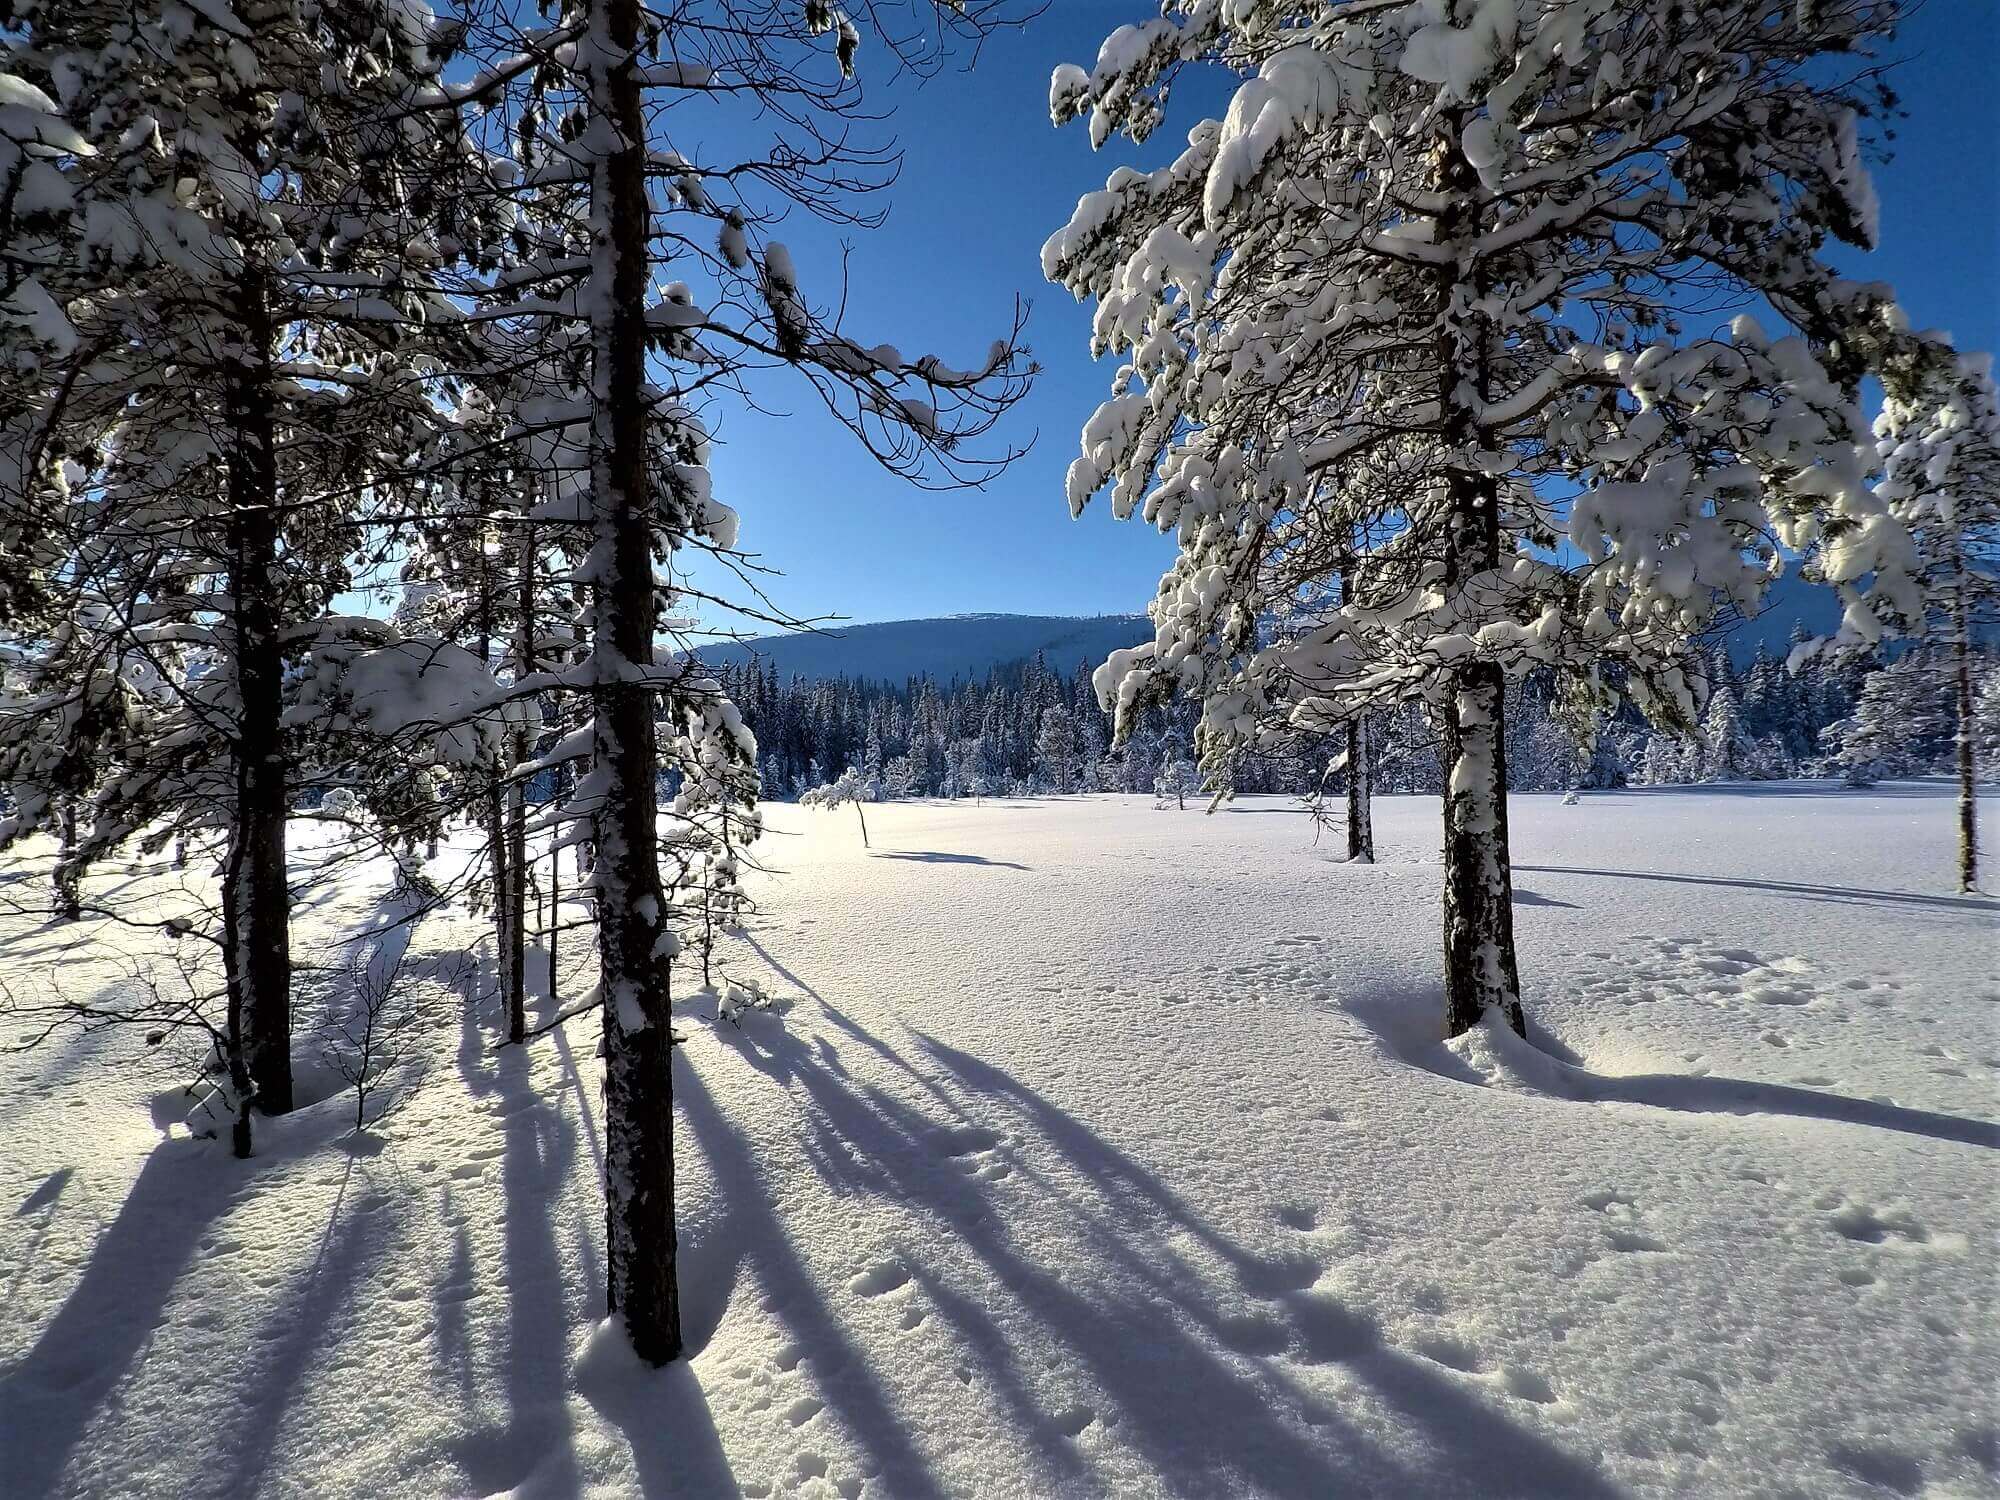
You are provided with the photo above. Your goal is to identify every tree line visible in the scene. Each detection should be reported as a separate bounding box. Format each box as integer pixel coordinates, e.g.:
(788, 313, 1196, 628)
(716, 627, 1997, 806)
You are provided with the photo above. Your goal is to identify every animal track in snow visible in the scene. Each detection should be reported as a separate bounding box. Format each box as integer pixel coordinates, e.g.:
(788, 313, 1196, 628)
(1215, 1311, 1291, 1356)
(1051, 1405, 1097, 1438)
(1584, 1190, 1672, 1253)
(848, 1260, 911, 1298)
(1823, 1198, 1935, 1248)
(1501, 1366, 1558, 1404)
(1414, 1336, 1488, 1373)
(1239, 1249, 1323, 1297)
(1559, 936, 1851, 1018)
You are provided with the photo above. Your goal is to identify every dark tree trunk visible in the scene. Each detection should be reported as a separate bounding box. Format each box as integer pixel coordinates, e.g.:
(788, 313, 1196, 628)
(506, 531, 534, 1040)
(1440, 661, 1524, 1037)
(1346, 717, 1374, 864)
(1953, 588, 1978, 893)
(550, 734, 571, 1011)
(1338, 539, 1375, 864)
(53, 799, 81, 921)
(224, 267, 294, 1114)
(1435, 111, 1524, 1040)
(477, 530, 520, 1039)
(592, 0, 682, 1366)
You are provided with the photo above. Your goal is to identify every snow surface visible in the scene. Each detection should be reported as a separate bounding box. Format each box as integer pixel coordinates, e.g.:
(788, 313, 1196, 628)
(1, 786, 1996, 1498)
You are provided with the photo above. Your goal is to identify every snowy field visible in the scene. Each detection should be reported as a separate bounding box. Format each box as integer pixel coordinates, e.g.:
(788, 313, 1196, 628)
(1, 785, 1995, 1500)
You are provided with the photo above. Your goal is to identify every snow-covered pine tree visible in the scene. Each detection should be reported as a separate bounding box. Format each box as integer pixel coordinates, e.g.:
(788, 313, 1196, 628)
(802, 767, 872, 844)
(1819, 645, 1957, 786)
(1047, 0, 1916, 1036)
(0, 0, 497, 1133)
(1035, 703, 1083, 792)
(1699, 651, 1753, 782)
(1154, 740, 1194, 809)
(440, 0, 1031, 1363)
(1869, 343, 2000, 888)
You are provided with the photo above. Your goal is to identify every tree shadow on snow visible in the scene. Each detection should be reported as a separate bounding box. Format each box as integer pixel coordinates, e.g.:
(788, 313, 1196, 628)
(452, 996, 589, 1497)
(869, 850, 1030, 870)
(214, 1156, 392, 1500)
(1514, 864, 1997, 914)
(0, 1138, 244, 1497)
(1351, 988, 1998, 1150)
(1618, 780, 1971, 801)
(449, 942, 734, 1499)
(692, 995, 1618, 1499)
(1513, 889, 1580, 908)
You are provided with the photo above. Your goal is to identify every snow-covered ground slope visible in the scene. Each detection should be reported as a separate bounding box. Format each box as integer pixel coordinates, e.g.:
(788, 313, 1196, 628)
(1, 786, 1995, 1499)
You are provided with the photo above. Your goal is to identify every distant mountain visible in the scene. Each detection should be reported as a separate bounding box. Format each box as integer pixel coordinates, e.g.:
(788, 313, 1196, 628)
(688, 579, 1947, 688)
(691, 612, 1152, 686)
(1708, 572, 1847, 666)
(1707, 571, 1999, 664)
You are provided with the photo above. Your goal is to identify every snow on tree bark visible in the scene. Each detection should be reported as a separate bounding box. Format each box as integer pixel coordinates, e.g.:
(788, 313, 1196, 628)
(508, 533, 537, 1039)
(587, 0, 681, 1367)
(1954, 589, 1978, 892)
(1435, 107, 1522, 1038)
(1345, 719, 1374, 865)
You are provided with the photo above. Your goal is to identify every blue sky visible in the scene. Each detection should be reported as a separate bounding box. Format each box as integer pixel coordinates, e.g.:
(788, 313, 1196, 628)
(687, 3, 1999, 634)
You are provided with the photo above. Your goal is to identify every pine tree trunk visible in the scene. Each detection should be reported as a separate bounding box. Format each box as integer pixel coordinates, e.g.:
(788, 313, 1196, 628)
(1338, 538, 1374, 864)
(1435, 109, 1524, 1040)
(224, 267, 294, 1115)
(550, 731, 570, 1011)
(1441, 663, 1524, 1036)
(477, 535, 519, 1038)
(507, 532, 535, 1040)
(1952, 587, 1978, 893)
(53, 799, 80, 921)
(591, 0, 682, 1366)
(1346, 717, 1374, 864)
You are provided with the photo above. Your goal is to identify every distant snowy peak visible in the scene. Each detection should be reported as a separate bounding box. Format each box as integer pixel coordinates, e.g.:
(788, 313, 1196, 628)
(692, 613, 1152, 685)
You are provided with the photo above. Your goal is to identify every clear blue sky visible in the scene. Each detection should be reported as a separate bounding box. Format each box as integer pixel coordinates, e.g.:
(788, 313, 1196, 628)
(688, 3, 1999, 634)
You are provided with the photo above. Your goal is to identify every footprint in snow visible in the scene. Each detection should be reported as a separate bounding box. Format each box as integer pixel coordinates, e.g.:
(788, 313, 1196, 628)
(1215, 1311, 1292, 1357)
(1501, 1366, 1558, 1404)
(848, 1260, 911, 1298)
(1051, 1405, 1097, 1438)
(1414, 1336, 1487, 1374)
(1822, 1197, 1939, 1249)
(931, 1123, 998, 1157)
(1583, 1190, 1672, 1253)
(1238, 1249, 1323, 1297)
